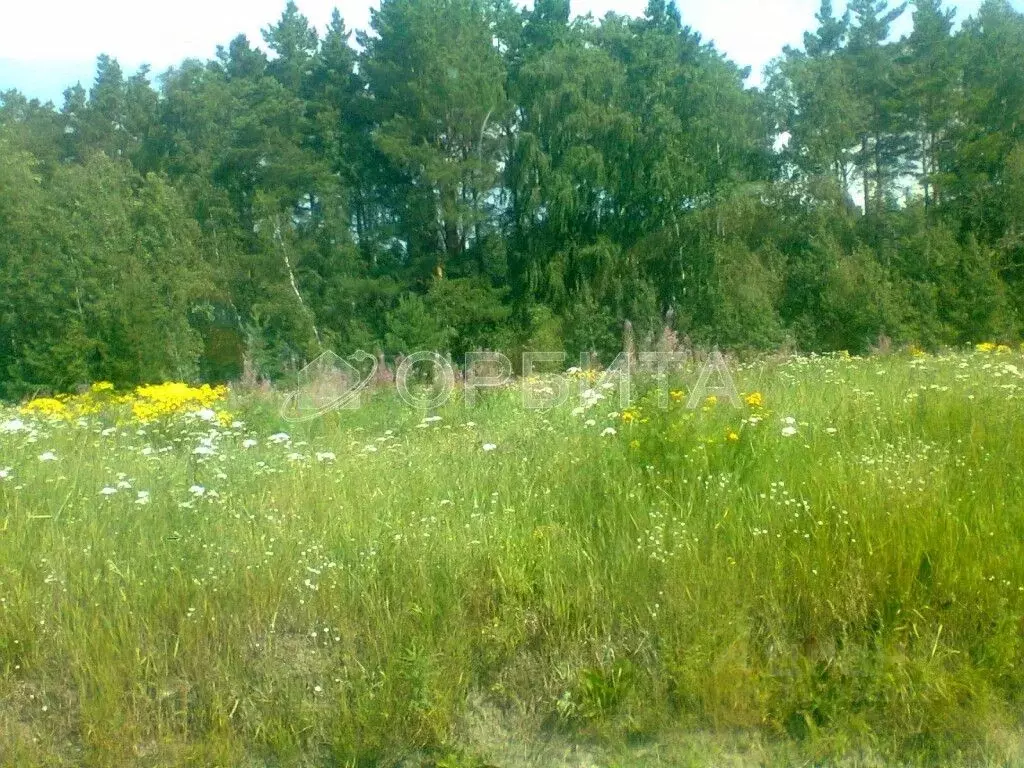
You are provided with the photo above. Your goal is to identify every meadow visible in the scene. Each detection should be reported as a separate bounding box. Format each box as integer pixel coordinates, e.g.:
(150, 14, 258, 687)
(2, 348, 1024, 767)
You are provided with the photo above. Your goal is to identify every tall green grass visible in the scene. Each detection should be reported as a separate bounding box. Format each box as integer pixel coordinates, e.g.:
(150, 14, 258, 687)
(2, 351, 1024, 766)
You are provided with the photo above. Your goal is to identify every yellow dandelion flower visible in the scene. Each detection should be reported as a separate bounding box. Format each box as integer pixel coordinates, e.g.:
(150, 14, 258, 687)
(744, 392, 763, 408)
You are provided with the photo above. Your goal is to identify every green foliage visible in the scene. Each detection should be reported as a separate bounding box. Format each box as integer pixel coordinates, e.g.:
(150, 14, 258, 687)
(3, 0, 1024, 393)
(4, 352, 1024, 763)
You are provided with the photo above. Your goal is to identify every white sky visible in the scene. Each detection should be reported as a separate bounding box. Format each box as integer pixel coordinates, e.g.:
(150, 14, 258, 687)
(0, 0, 1010, 103)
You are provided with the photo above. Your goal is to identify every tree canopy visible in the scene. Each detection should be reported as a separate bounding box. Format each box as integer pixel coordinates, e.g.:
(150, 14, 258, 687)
(2, 0, 1023, 396)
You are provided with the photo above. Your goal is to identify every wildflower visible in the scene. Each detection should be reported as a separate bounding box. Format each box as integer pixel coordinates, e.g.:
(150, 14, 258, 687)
(90, 381, 114, 393)
(188, 485, 206, 497)
(744, 392, 763, 408)
(192, 445, 216, 456)
(268, 433, 290, 444)
(601, 427, 617, 437)
(781, 426, 798, 438)
(727, 431, 740, 442)
(629, 439, 640, 450)
(316, 452, 337, 462)
(997, 344, 1012, 354)
(825, 427, 838, 435)
(976, 342, 997, 353)
(704, 395, 718, 407)
(1, 418, 26, 433)
(669, 390, 684, 403)
(135, 491, 150, 505)
(482, 443, 497, 452)
(130, 382, 228, 422)
(195, 408, 217, 422)
(99, 486, 118, 496)
(0, 468, 11, 481)
(621, 408, 640, 424)
(242, 439, 258, 449)
(585, 419, 596, 427)
(21, 397, 68, 418)
(38, 451, 57, 462)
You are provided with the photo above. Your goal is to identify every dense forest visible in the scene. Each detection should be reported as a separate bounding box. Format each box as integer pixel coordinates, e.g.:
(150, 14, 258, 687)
(1, 0, 1023, 396)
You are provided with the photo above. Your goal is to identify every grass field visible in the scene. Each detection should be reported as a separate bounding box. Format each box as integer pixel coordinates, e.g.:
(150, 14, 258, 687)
(3, 349, 1024, 766)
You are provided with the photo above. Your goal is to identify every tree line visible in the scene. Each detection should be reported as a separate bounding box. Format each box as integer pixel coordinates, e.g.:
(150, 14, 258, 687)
(1, 0, 1023, 396)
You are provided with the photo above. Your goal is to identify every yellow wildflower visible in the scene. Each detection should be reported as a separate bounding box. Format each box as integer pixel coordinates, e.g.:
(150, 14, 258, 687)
(130, 382, 229, 423)
(744, 392, 763, 408)
(20, 397, 68, 418)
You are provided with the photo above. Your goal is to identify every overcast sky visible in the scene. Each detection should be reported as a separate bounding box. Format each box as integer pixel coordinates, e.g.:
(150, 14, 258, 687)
(0, 0, 1012, 105)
